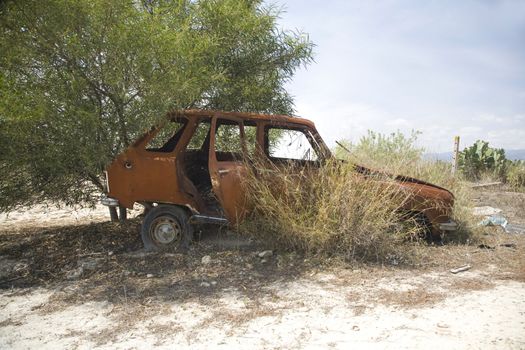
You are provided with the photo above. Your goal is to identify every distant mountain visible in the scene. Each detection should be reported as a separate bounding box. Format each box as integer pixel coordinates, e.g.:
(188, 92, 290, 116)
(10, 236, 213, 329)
(423, 152, 453, 162)
(506, 149, 525, 161)
(425, 149, 525, 161)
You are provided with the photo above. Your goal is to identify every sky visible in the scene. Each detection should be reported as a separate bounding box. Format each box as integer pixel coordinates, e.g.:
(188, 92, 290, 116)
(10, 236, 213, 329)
(276, 0, 525, 153)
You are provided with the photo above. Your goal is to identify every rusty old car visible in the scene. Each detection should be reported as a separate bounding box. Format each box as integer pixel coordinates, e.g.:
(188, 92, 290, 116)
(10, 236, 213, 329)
(101, 110, 457, 251)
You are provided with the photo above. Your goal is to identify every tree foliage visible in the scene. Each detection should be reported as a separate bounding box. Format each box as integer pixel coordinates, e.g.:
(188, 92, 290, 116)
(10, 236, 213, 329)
(0, 0, 313, 211)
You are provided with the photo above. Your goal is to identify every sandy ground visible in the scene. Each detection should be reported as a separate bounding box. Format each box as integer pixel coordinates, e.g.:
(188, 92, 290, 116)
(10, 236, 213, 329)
(1, 188, 524, 349)
(1, 273, 524, 350)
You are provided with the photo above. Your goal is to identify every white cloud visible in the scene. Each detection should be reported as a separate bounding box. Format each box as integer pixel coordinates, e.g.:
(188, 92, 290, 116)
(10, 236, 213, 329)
(279, 0, 525, 152)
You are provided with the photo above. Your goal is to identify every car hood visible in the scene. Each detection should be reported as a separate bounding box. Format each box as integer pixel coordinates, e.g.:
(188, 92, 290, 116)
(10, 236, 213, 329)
(353, 164, 454, 199)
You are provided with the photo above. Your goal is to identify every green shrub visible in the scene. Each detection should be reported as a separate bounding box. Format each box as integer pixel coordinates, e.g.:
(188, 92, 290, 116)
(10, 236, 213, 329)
(458, 140, 507, 180)
(335, 130, 424, 171)
(334, 130, 457, 189)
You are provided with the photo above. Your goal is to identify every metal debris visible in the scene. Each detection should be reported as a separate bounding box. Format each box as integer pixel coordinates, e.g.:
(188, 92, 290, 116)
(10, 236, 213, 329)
(505, 224, 525, 235)
(450, 265, 471, 274)
(258, 250, 273, 258)
(472, 206, 502, 216)
(470, 182, 502, 188)
(479, 215, 508, 230)
(201, 255, 212, 265)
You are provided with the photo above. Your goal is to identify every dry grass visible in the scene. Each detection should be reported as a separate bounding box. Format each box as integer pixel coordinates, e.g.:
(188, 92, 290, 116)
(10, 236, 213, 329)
(240, 130, 484, 265)
(341, 147, 479, 243)
(240, 159, 428, 264)
(375, 286, 445, 308)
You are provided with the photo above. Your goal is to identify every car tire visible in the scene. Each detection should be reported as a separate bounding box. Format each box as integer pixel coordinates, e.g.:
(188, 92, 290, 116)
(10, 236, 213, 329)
(399, 211, 432, 241)
(412, 212, 433, 242)
(140, 205, 193, 252)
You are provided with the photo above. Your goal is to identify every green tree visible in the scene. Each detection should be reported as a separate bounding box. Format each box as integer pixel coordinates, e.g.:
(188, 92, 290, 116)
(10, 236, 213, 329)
(0, 0, 313, 211)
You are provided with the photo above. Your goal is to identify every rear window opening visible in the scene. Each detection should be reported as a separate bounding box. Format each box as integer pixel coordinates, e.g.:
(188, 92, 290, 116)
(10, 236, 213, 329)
(146, 118, 187, 153)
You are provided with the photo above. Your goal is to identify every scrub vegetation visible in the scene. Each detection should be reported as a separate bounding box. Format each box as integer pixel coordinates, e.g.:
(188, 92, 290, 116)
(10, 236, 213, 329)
(507, 161, 525, 192)
(335, 131, 475, 240)
(454, 139, 525, 192)
(241, 131, 479, 264)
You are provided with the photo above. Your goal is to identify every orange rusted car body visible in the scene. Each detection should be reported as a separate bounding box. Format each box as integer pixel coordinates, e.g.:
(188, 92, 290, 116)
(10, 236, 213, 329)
(104, 110, 456, 237)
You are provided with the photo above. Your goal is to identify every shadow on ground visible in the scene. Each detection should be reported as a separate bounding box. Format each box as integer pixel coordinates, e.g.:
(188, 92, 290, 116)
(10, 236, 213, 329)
(1, 196, 523, 309)
(0, 220, 311, 306)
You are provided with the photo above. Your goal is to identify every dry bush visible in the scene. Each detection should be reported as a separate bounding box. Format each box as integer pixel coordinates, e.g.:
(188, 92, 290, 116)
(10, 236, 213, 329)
(336, 131, 479, 244)
(393, 160, 478, 243)
(240, 159, 424, 264)
(240, 131, 480, 264)
(507, 161, 525, 192)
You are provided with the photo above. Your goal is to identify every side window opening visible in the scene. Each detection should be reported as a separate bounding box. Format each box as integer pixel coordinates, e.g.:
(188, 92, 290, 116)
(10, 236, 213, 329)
(186, 119, 212, 151)
(266, 127, 319, 162)
(146, 118, 187, 153)
(180, 118, 217, 210)
(215, 120, 243, 162)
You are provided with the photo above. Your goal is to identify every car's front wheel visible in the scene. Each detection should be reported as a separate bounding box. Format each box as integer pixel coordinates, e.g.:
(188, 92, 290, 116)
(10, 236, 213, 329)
(141, 205, 193, 252)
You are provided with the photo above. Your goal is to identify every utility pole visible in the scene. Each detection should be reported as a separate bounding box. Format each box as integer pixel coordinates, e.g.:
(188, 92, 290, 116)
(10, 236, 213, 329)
(452, 136, 460, 175)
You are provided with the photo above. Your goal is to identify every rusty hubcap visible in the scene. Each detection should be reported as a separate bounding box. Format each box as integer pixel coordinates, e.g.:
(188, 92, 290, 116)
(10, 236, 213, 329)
(150, 217, 181, 245)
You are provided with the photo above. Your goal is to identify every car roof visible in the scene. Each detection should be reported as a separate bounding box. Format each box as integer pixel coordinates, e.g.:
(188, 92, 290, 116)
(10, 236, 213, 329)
(167, 109, 316, 129)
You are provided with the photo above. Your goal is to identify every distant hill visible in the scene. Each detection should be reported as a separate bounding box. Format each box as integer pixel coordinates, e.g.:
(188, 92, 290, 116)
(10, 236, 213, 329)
(423, 152, 453, 162)
(506, 149, 525, 160)
(425, 149, 525, 162)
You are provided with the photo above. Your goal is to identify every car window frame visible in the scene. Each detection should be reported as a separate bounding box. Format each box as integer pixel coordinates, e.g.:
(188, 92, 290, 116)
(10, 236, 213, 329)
(263, 124, 323, 163)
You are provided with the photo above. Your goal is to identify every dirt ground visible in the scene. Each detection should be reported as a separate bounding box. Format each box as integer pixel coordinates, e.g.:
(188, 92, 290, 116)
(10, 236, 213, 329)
(1, 187, 524, 349)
